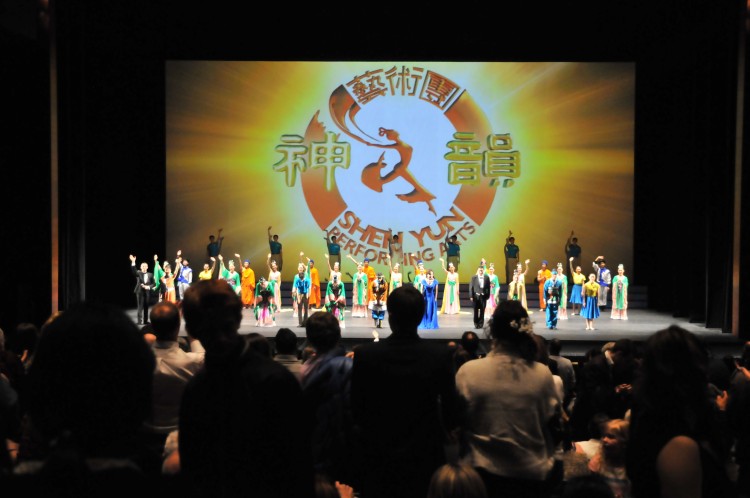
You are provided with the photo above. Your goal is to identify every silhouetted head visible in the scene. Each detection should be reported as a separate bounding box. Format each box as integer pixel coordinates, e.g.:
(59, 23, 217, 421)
(28, 302, 154, 454)
(305, 311, 341, 354)
(387, 286, 425, 334)
(181, 279, 242, 351)
(150, 301, 181, 342)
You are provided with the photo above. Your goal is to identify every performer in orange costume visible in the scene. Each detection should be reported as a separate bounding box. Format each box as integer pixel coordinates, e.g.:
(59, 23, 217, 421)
(301, 253, 321, 309)
(234, 253, 256, 309)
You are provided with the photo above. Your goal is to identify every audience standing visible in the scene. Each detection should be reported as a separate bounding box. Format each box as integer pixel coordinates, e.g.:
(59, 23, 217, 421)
(455, 300, 562, 498)
(626, 326, 735, 498)
(549, 338, 577, 413)
(351, 285, 459, 498)
(22, 303, 158, 492)
(143, 302, 204, 447)
(301, 311, 355, 486)
(179, 279, 313, 497)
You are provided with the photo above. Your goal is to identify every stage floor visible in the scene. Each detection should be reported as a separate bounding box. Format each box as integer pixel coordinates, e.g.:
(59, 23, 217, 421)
(129, 305, 742, 357)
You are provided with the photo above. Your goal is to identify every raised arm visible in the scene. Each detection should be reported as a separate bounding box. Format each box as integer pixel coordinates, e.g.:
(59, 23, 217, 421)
(216, 228, 224, 247)
(129, 254, 137, 275)
(299, 252, 309, 272)
(521, 259, 530, 276)
(346, 254, 360, 267)
(439, 257, 447, 273)
(386, 254, 395, 273)
(569, 257, 575, 276)
(267, 253, 273, 271)
(217, 254, 227, 277)
(324, 253, 333, 274)
(153, 254, 164, 286)
(267, 226, 273, 242)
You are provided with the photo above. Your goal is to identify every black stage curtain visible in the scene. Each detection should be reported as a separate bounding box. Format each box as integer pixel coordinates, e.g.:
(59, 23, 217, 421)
(54, 2, 167, 312)
(0, 21, 50, 332)
(633, 0, 743, 334)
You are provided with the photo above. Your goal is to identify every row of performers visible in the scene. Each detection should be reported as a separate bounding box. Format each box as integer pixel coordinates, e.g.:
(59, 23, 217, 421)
(154, 251, 629, 330)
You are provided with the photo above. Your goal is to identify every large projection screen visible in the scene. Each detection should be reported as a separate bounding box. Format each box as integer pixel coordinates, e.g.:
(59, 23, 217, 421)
(167, 61, 634, 283)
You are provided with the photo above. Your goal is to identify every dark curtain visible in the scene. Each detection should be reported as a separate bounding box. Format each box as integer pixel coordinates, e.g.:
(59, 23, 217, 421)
(633, 0, 742, 333)
(55, 2, 166, 310)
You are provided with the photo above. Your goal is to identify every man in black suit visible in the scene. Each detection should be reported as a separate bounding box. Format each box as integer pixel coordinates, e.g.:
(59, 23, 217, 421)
(129, 254, 155, 325)
(470, 264, 491, 328)
(351, 285, 459, 498)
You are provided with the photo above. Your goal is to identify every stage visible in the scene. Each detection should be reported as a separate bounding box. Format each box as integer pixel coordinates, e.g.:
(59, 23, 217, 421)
(129, 304, 742, 359)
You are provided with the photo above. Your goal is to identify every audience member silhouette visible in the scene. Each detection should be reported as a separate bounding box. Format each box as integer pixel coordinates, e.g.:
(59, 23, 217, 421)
(301, 311, 355, 486)
(351, 285, 459, 498)
(144, 301, 204, 447)
(179, 279, 314, 497)
(627, 326, 735, 498)
(23, 302, 158, 493)
(273, 327, 302, 382)
(570, 339, 635, 440)
(426, 463, 489, 498)
(453, 331, 482, 371)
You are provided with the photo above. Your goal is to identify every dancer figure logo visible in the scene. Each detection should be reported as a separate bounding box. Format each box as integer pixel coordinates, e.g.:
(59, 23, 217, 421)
(273, 65, 522, 266)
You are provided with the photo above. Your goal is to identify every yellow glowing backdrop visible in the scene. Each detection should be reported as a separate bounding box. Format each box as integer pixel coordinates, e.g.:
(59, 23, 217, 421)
(166, 61, 634, 283)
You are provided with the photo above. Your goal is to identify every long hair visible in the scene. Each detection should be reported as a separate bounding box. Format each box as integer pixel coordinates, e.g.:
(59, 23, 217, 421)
(633, 325, 708, 423)
(631, 326, 727, 461)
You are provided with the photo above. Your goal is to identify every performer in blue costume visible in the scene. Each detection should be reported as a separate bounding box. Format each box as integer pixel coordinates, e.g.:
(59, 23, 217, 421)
(568, 257, 585, 315)
(543, 270, 563, 329)
(418, 269, 439, 329)
(581, 273, 601, 330)
(593, 256, 611, 309)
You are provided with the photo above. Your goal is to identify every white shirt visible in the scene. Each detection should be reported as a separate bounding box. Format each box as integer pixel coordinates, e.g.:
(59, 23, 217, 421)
(145, 339, 205, 434)
(456, 348, 559, 480)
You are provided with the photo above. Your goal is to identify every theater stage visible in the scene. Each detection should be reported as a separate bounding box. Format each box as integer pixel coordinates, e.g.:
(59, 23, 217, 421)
(130, 305, 741, 359)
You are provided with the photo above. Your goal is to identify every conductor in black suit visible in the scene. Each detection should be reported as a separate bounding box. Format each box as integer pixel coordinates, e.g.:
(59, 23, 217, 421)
(130, 254, 156, 325)
(351, 285, 459, 498)
(470, 264, 491, 328)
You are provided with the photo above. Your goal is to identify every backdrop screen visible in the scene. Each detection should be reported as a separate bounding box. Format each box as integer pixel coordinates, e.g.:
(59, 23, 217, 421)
(166, 61, 635, 282)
